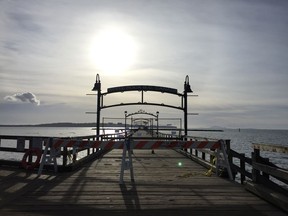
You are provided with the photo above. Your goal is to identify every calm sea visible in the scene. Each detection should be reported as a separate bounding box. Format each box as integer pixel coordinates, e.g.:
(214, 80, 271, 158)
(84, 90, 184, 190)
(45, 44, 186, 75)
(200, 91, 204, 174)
(0, 127, 287, 170)
(191, 129, 288, 169)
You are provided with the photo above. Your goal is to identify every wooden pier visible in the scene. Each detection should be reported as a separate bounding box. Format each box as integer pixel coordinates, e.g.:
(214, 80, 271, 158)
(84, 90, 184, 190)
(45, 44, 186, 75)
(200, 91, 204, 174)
(0, 149, 287, 216)
(1, 75, 287, 215)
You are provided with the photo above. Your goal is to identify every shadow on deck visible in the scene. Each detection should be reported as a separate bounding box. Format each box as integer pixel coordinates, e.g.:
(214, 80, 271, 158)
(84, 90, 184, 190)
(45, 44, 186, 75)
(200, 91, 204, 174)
(0, 150, 286, 216)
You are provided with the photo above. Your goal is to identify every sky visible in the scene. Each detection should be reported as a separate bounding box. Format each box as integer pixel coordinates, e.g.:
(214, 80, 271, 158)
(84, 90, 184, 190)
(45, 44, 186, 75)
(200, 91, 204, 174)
(0, 0, 288, 129)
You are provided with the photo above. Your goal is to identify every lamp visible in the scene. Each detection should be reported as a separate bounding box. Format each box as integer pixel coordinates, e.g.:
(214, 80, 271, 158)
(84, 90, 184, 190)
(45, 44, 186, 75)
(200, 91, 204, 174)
(92, 74, 101, 91)
(184, 75, 193, 93)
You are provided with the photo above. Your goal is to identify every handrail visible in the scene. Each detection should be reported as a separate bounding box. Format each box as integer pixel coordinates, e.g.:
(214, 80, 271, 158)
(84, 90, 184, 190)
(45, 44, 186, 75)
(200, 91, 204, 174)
(252, 143, 288, 154)
(0, 133, 118, 168)
(178, 141, 288, 191)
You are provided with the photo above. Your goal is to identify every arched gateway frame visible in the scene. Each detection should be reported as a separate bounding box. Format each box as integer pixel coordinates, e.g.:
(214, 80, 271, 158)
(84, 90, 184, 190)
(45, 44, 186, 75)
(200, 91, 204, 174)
(124, 109, 159, 137)
(91, 74, 193, 140)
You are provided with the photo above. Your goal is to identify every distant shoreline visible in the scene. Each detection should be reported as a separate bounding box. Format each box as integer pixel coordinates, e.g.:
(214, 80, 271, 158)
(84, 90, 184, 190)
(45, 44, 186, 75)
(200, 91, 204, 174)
(0, 122, 97, 127)
(0, 122, 225, 131)
(2, 123, 285, 131)
(0, 122, 177, 129)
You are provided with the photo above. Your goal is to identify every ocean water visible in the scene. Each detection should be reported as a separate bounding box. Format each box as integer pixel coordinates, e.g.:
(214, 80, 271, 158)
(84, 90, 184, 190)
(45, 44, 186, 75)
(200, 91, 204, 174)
(0, 127, 96, 138)
(0, 127, 287, 169)
(0, 127, 96, 162)
(190, 129, 288, 170)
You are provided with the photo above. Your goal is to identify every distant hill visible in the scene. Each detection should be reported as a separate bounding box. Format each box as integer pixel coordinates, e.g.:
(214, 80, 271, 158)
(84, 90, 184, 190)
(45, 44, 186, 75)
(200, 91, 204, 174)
(0, 122, 98, 127)
(0, 122, 177, 128)
(34, 122, 96, 127)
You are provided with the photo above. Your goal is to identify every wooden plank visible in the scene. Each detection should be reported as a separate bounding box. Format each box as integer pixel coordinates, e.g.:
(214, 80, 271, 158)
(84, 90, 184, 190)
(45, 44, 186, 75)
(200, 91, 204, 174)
(232, 164, 252, 179)
(245, 180, 288, 213)
(253, 162, 288, 181)
(230, 149, 252, 164)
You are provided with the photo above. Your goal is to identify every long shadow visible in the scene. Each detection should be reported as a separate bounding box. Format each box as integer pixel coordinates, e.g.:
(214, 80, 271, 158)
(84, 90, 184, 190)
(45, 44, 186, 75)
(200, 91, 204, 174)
(0, 150, 284, 216)
(0, 150, 108, 209)
(0, 166, 58, 208)
(120, 182, 141, 210)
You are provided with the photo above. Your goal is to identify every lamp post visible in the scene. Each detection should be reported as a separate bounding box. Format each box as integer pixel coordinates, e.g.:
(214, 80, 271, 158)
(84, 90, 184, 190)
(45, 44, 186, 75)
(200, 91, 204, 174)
(156, 111, 159, 137)
(183, 75, 192, 139)
(92, 74, 101, 140)
(124, 111, 128, 138)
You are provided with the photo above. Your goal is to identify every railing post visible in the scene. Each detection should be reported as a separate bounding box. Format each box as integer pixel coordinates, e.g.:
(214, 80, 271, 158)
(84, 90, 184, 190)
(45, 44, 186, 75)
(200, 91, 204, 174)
(262, 158, 270, 180)
(240, 153, 245, 184)
(73, 149, 77, 163)
(28, 138, 32, 163)
(225, 140, 232, 165)
(252, 148, 260, 183)
(93, 137, 96, 153)
(63, 147, 68, 166)
(202, 152, 205, 161)
(210, 150, 215, 164)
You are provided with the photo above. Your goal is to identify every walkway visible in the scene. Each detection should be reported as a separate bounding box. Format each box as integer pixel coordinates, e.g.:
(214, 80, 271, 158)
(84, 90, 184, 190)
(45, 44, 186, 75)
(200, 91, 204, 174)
(0, 150, 286, 216)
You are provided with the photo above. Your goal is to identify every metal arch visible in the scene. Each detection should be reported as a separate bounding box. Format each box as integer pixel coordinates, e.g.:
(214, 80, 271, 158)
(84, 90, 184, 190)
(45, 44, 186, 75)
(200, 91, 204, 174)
(126, 109, 158, 118)
(101, 102, 184, 111)
(91, 74, 193, 139)
(103, 85, 182, 96)
(100, 85, 184, 112)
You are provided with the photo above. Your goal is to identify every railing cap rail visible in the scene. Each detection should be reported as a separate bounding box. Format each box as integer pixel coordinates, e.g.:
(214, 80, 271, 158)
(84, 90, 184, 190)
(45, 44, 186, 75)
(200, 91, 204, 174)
(253, 143, 288, 154)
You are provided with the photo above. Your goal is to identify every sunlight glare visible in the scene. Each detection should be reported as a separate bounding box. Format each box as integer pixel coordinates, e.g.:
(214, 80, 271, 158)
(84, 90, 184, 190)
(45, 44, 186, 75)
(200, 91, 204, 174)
(91, 27, 137, 75)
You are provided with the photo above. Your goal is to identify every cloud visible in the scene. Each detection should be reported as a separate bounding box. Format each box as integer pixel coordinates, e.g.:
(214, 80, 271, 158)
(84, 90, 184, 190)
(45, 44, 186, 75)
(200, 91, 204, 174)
(4, 92, 40, 106)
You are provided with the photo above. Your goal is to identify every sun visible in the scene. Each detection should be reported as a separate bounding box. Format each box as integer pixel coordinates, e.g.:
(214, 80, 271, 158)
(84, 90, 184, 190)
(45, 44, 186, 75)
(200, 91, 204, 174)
(91, 27, 137, 75)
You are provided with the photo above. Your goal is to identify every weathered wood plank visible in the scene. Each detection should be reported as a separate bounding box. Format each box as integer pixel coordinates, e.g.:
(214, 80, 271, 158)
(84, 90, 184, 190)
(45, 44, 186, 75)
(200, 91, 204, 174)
(253, 162, 288, 181)
(245, 180, 288, 213)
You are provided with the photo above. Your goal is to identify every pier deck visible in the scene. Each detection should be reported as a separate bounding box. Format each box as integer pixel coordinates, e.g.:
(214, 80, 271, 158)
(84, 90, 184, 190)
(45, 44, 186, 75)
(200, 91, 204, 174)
(0, 150, 286, 216)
